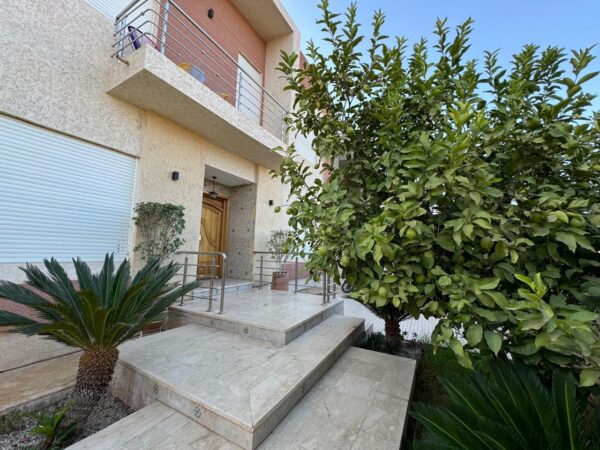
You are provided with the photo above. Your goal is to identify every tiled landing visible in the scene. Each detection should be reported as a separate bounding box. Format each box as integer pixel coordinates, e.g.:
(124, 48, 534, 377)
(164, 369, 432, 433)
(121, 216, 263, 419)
(111, 316, 364, 449)
(170, 289, 344, 345)
(74, 347, 416, 450)
(192, 278, 255, 299)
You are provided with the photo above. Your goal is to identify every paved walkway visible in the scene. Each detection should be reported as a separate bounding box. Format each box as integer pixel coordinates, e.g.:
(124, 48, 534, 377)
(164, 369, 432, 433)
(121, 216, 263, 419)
(0, 352, 78, 415)
(0, 332, 77, 373)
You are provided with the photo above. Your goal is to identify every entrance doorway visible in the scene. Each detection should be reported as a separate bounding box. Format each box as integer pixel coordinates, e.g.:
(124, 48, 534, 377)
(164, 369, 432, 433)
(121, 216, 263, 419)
(198, 193, 228, 278)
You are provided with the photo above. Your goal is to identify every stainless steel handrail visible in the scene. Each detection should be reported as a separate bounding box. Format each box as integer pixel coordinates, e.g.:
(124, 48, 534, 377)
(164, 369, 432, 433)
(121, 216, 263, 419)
(177, 251, 227, 314)
(111, 0, 288, 141)
(253, 251, 336, 304)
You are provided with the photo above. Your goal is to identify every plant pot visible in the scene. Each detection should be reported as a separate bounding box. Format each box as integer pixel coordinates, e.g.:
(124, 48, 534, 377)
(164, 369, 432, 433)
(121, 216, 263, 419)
(271, 271, 289, 291)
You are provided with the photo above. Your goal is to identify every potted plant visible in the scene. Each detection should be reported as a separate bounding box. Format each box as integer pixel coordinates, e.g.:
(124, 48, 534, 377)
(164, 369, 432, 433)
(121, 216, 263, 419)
(268, 229, 290, 291)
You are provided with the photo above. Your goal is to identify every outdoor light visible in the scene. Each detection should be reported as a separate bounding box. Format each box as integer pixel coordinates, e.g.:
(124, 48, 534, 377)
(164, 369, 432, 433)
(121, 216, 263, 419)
(208, 8, 214, 19)
(171, 171, 179, 181)
(269, 200, 274, 206)
(209, 176, 218, 199)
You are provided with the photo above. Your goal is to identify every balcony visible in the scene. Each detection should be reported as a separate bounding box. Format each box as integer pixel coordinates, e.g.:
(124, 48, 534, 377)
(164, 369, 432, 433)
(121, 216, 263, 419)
(109, 0, 289, 168)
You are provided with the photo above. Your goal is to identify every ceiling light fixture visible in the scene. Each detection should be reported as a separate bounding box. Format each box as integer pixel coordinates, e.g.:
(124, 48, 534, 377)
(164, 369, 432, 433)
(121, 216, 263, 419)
(209, 176, 218, 199)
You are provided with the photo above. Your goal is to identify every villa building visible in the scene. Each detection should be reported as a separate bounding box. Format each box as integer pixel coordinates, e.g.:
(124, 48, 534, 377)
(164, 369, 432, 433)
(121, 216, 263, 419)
(0, 0, 314, 282)
(0, 2, 418, 449)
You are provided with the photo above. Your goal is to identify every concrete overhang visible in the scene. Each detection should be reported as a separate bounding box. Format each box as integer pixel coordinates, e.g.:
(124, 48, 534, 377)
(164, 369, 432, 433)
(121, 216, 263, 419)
(230, 0, 297, 41)
(107, 46, 285, 170)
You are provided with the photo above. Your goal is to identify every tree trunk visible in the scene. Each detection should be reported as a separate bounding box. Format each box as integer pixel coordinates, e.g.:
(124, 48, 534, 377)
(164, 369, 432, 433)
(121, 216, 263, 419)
(66, 346, 119, 428)
(384, 319, 402, 347)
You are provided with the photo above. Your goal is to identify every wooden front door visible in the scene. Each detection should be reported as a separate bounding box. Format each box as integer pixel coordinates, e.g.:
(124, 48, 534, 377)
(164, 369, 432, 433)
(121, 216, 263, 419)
(198, 194, 228, 278)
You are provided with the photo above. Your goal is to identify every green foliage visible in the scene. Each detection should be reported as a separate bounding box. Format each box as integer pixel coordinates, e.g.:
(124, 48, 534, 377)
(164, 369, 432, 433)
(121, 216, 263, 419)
(133, 202, 185, 260)
(0, 254, 199, 349)
(359, 331, 407, 353)
(267, 229, 291, 270)
(413, 362, 591, 449)
(275, 1, 600, 381)
(414, 344, 474, 406)
(29, 403, 76, 449)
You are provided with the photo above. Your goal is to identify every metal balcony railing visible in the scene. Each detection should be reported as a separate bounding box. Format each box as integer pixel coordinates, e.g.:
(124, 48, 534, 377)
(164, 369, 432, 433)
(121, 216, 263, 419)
(253, 251, 336, 305)
(112, 0, 289, 141)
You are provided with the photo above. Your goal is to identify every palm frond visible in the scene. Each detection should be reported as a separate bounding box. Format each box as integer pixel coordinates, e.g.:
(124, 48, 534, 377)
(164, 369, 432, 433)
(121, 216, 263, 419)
(0, 310, 41, 328)
(0, 254, 200, 350)
(72, 257, 95, 292)
(552, 371, 583, 450)
(413, 362, 587, 450)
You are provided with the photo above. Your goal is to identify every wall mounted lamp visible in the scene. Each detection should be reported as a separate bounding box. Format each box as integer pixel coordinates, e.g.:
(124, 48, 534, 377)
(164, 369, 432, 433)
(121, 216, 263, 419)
(171, 171, 179, 181)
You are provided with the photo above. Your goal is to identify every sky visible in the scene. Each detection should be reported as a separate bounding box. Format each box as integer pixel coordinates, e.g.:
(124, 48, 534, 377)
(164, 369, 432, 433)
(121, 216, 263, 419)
(280, 0, 600, 106)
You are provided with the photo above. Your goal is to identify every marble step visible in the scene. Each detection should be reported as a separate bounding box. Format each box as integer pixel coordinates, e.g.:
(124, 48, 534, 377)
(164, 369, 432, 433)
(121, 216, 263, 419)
(73, 347, 417, 450)
(169, 290, 344, 345)
(191, 279, 255, 298)
(110, 315, 364, 449)
(67, 401, 239, 450)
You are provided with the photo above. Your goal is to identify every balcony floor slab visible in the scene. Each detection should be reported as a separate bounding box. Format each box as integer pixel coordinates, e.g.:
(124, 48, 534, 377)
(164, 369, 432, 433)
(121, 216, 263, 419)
(107, 46, 285, 170)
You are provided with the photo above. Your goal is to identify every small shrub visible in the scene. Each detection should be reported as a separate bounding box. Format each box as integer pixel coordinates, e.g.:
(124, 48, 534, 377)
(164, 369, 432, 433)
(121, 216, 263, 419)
(30, 403, 76, 449)
(133, 202, 185, 261)
(267, 229, 291, 271)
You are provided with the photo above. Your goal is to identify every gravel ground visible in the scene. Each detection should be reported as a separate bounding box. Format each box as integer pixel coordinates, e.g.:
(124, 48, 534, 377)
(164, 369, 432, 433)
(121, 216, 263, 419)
(0, 395, 131, 449)
(0, 411, 45, 449)
(79, 395, 131, 440)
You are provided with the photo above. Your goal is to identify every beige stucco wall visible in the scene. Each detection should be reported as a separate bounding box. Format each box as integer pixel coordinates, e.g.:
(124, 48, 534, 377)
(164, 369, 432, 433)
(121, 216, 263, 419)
(0, 0, 303, 282)
(0, 0, 143, 157)
(131, 113, 205, 270)
(254, 166, 290, 252)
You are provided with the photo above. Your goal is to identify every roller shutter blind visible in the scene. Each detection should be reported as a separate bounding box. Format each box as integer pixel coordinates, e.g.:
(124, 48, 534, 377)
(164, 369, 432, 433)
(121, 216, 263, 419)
(0, 116, 136, 263)
(85, 0, 131, 19)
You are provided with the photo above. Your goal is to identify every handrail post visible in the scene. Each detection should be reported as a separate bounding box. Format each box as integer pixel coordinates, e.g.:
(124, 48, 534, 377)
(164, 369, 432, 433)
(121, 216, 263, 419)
(160, 0, 170, 54)
(259, 255, 264, 290)
(207, 255, 215, 312)
(332, 278, 337, 299)
(322, 272, 327, 305)
(116, 17, 125, 57)
(294, 256, 299, 293)
(180, 256, 188, 305)
(218, 254, 226, 314)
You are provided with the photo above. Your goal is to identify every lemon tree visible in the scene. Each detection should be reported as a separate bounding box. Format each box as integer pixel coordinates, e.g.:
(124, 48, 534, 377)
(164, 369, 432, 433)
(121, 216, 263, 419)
(275, 1, 600, 384)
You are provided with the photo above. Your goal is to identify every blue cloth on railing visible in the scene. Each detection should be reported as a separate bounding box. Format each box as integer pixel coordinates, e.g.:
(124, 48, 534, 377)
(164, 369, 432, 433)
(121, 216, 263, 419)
(128, 26, 159, 51)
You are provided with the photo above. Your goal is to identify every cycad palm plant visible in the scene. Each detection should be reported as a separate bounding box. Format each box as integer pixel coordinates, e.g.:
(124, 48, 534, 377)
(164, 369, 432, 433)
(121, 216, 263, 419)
(363, 303, 410, 347)
(0, 254, 199, 427)
(413, 361, 591, 449)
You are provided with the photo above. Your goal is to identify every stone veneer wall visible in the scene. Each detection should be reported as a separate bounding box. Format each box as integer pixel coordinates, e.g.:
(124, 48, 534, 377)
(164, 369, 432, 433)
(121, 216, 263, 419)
(226, 185, 257, 280)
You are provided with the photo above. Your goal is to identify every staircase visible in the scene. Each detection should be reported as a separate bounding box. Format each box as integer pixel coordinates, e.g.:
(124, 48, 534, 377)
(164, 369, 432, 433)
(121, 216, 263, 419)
(70, 290, 416, 449)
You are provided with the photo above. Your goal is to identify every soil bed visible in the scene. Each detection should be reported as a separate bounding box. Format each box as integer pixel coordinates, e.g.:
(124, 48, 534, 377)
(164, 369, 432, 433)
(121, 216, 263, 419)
(0, 395, 131, 449)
